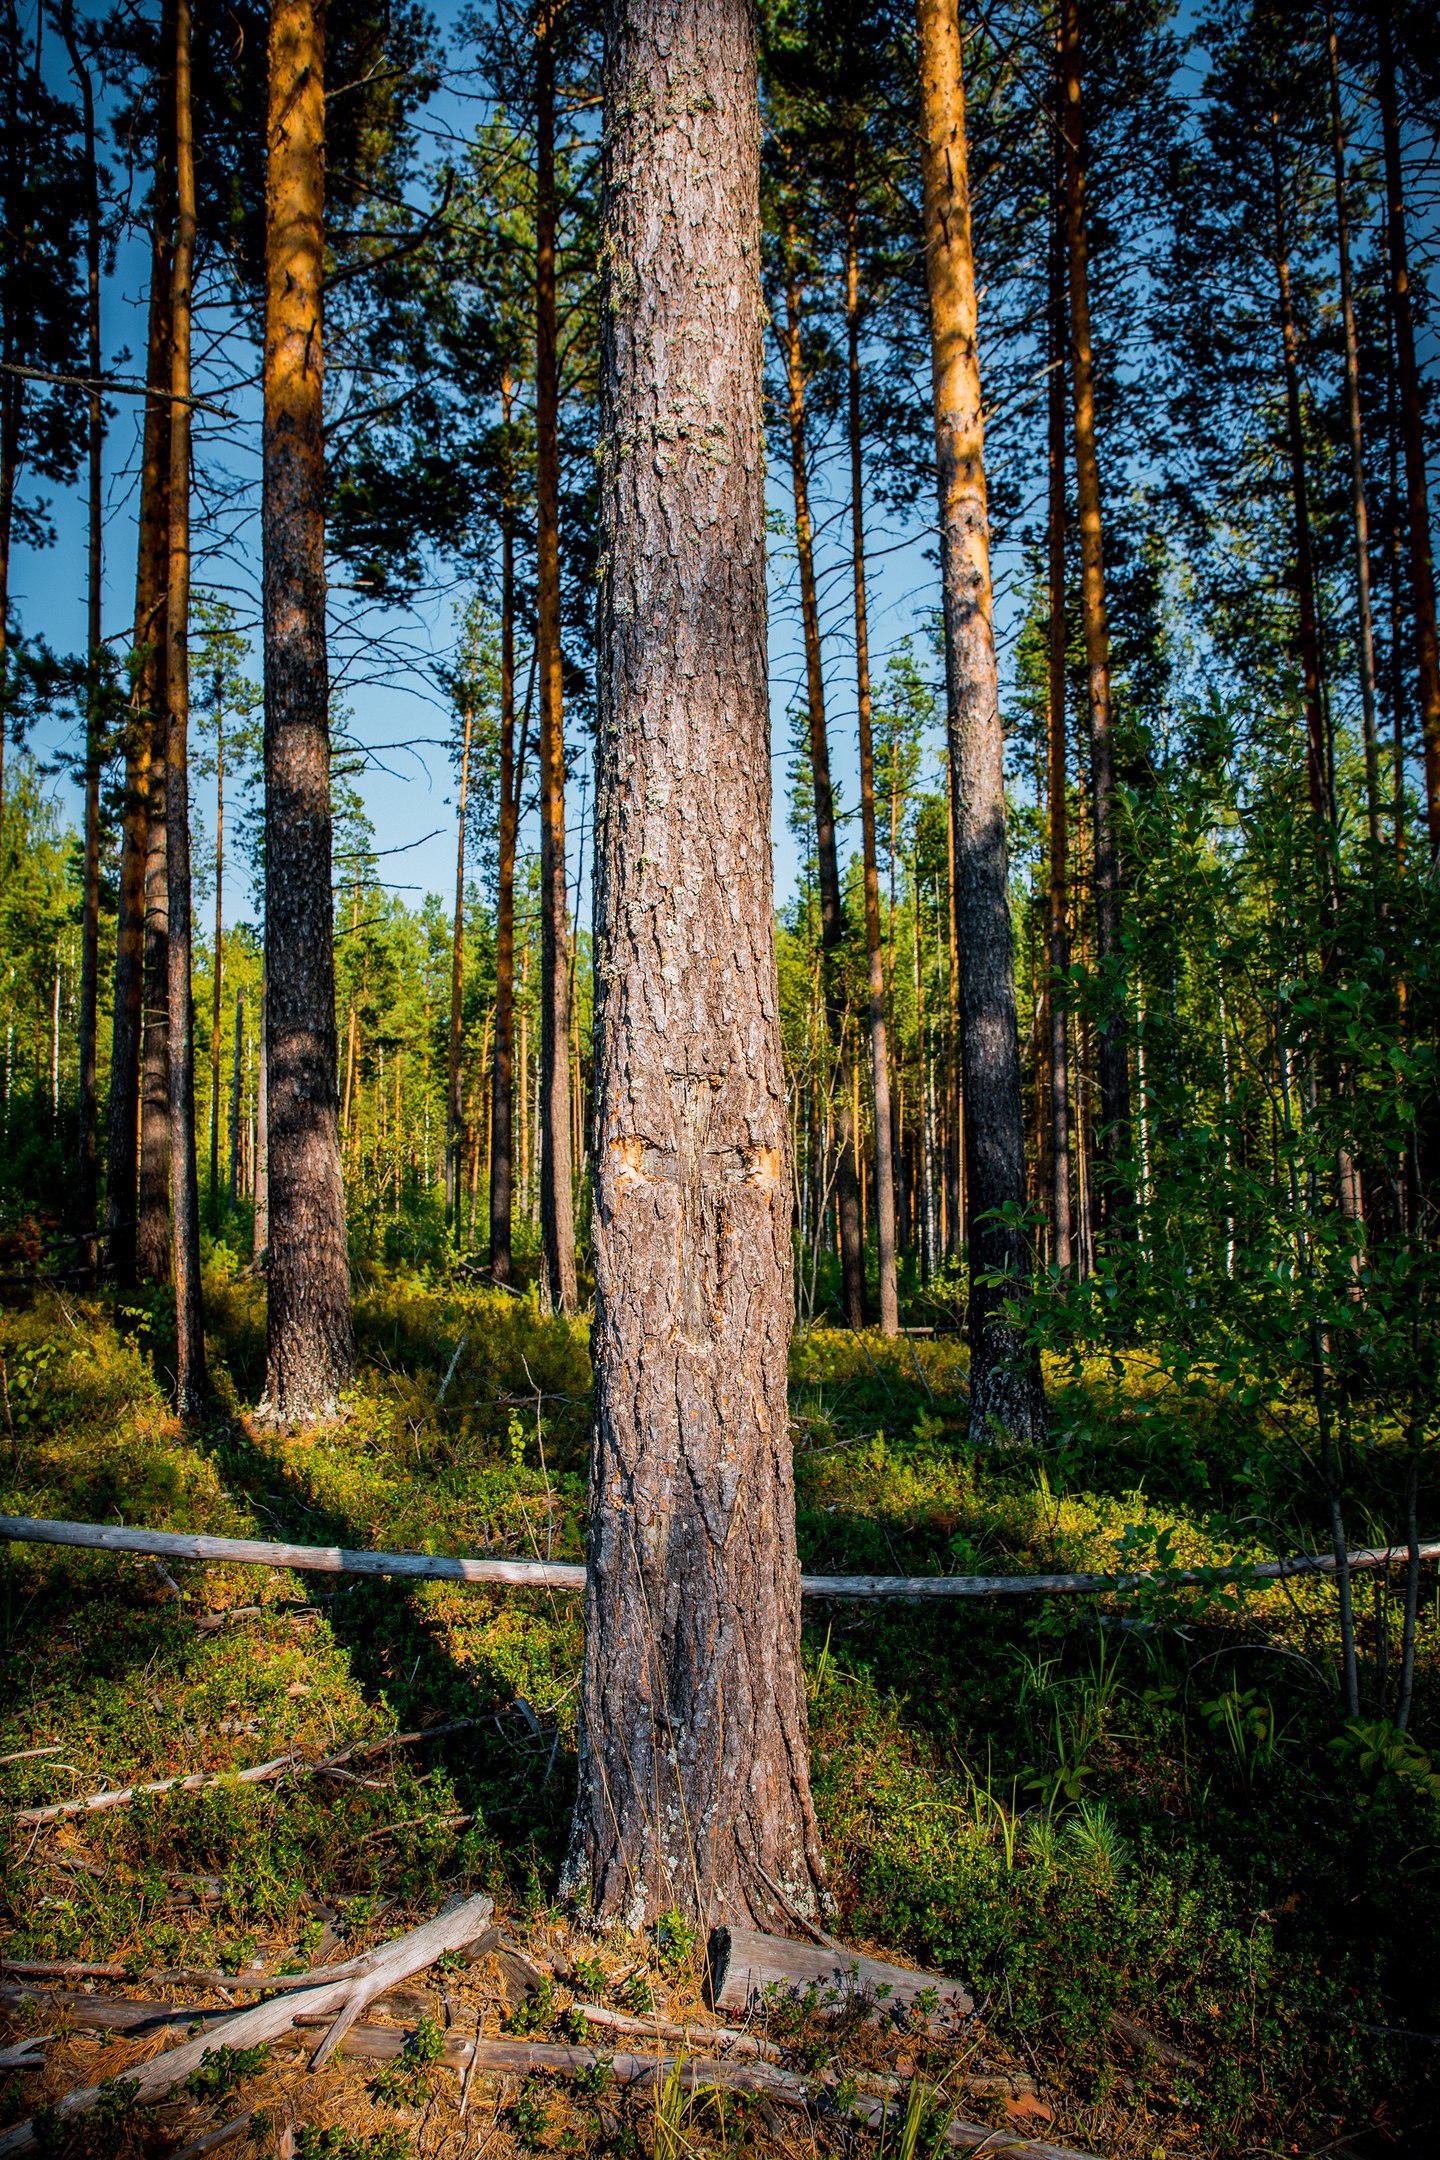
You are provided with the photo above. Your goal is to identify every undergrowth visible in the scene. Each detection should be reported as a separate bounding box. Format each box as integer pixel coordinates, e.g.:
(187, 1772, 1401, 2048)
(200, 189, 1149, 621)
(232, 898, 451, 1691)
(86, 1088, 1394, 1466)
(0, 1268, 1435, 2156)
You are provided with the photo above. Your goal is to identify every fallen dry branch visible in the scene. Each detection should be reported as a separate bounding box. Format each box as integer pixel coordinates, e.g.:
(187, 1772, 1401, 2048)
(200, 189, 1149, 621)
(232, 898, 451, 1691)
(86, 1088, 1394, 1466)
(169, 2111, 258, 2160)
(0, 1989, 1086, 2159)
(13, 1718, 476, 1827)
(708, 1924, 974, 2027)
(1108, 2010, 1204, 2075)
(0, 1892, 494, 2156)
(14, 1752, 297, 1826)
(572, 1999, 783, 2060)
(4, 1511, 1435, 1602)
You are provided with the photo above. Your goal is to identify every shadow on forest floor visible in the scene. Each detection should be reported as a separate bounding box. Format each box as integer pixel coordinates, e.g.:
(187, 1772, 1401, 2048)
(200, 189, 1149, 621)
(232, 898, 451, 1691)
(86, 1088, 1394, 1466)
(0, 1266, 1437, 2157)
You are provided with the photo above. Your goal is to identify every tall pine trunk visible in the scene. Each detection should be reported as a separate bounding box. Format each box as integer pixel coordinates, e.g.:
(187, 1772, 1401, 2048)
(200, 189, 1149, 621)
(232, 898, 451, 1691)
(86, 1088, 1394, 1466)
(228, 984, 243, 1212)
(917, 0, 1046, 1444)
(1060, 0, 1129, 1216)
(1376, 8, 1440, 852)
(780, 243, 866, 1330)
(1272, 123, 1330, 830)
(165, 0, 205, 1413)
(1325, 5, 1381, 857)
(535, 13, 577, 1315)
(447, 696, 473, 1237)
(568, 0, 826, 1930)
(63, 1, 103, 1280)
(138, 688, 171, 1281)
(846, 196, 898, 1335)
(489, 383, 518, 1281)
(261, 0, 353, 1417)
(108, 20, 173, 1284)
(1047, 178, 1073, 1275)
(209, 693, 224, 1228)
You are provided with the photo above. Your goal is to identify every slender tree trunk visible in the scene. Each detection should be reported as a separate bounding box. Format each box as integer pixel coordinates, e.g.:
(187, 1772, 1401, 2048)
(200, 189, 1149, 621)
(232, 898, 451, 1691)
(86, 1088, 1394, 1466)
(944, 784, 962, 1252)
(447, 699, 473, 1236)
(1272, 123, 1330, 830)
(261, 0, 353, 1417)
(845, 203, 898, 1334)
(917, 0, 1046, 1443)
(138, 693, 171, 1282)
(1047, 183, 1073, 1275)
(781, 241, 866, 1329)
(1326, 5, 1382, 857)
(535, 13, 577, 1315)
(228, 984, 243, 1212)
(1377, 8, 1440, 852)
(165, 0, 206, 1414)
(112, 20, 174, 1288)
(209, 696, 224, 1229)
(489, 384, 518, 1282)
(569, 0, 826, 1931)
(253, 973, 269, 1259)
(1059, 0, 1129, 1212)
(63, 0, 104, 1280)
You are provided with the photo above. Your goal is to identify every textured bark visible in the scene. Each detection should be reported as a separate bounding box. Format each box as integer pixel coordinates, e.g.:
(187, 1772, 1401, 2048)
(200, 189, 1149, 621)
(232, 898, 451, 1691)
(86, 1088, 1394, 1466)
(845, 206, 898, 1335)
(63, 2, 103, 1280)
(107, 24, 172, 1285)
(1059, 0, 1129, 1210)
(165, 0, 206, 1414)
(536, 17, 577, 1315)
(1326, 6, 1381, 855)
(138, 691, 172, 1283)
(489, 397, 518, 1281)
(917, 0, 1046, 1445)
(1047, 186, 1073, 1276)
(1272, 125, 1330, 829)
(1377, 9, 1440, 853)
(780, 250, 866, 1331)
(446, 698, 472, 1234)
(261, 0, 353, 1417)
(567, 0, 825, 1930)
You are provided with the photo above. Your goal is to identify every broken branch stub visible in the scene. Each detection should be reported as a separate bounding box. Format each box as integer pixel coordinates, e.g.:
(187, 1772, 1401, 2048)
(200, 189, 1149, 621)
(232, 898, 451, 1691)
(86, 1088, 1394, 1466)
(706, 1925, 973, 2031)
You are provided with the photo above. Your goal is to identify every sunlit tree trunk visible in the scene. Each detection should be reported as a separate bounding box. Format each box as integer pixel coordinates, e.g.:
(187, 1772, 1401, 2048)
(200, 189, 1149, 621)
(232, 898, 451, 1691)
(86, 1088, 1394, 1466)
(1047, 178, 1073, 1275)
(845, 198, 898, 1332)
(138, 694, 171, 1282)
(165, 0, 206, 1413)
(261, 0, 353, 1416)
(447, 697, 472, 1236)
(1377, 8, 1440, 853)
(1060, 0, 1129, 1214)
(568, 0, 826, 1930)
(489, 378, 518, 1282)
(118, 12, 174, 1289)
(209, 690, 224, 1229)
(917, 0, 1047, 1442)
(228, 984, 243, 1213)
(781, 240, 866, 1329)
(535, 11, 577, 1315)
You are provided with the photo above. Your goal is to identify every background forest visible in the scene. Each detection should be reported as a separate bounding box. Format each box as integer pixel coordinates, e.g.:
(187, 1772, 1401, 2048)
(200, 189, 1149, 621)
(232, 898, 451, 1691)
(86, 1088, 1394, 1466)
(2, 0, 1440, 2155)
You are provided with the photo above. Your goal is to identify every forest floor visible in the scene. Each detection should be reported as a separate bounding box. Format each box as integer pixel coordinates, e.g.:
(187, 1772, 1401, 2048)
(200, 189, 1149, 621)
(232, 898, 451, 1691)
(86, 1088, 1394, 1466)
(0, 1255, 1436, 2159)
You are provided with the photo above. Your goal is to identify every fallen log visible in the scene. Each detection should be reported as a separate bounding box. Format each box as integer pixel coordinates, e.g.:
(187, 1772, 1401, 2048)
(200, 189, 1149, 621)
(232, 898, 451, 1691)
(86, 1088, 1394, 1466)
(0, 1892, 494, 2156)
(3, 1511, 1434, 1601)
(707, 1925, 973, 2028)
